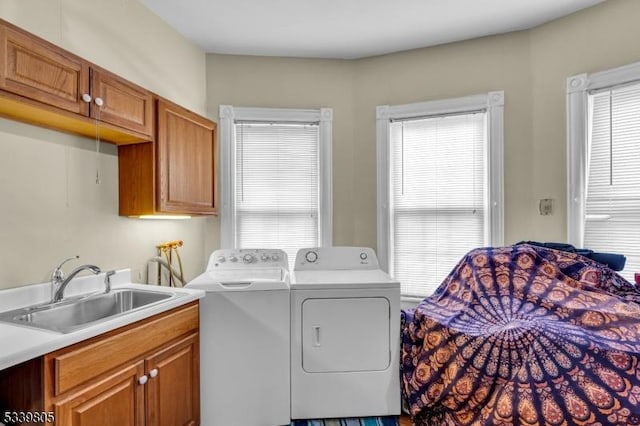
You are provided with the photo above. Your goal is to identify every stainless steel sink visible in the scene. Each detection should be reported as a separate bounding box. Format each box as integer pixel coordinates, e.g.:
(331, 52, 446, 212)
(0, 288, 175, 333)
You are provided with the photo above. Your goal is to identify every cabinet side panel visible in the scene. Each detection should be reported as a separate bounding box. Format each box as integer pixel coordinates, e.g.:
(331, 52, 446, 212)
(0, 358, 44, 424)
(118, 142, 155, 216)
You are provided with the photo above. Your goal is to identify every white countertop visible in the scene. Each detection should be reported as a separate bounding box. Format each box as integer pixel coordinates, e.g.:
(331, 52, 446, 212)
(0, 270, 204, 371)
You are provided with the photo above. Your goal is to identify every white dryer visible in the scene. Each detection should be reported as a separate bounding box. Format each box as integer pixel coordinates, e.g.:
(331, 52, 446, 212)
(290, 247, 400, 420)
(186, 249, 290, 426)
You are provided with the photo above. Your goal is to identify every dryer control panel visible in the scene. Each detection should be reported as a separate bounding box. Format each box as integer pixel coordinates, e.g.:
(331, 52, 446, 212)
(207, 249, 288, 270)
(294, 247, 379, 271)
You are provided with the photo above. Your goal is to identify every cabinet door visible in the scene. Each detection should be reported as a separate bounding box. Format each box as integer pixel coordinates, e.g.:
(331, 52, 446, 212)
(157, 99, 217, 214)
(146, 333, 199, 426)
(0, 21, 89, 115)
(91, 68, 153, 137)
(53, 361, 145, 426)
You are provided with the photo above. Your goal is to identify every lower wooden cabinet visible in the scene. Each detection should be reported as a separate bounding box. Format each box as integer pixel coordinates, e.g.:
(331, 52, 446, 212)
(53, 333, 199, 426)
(0, 302, 200, 426)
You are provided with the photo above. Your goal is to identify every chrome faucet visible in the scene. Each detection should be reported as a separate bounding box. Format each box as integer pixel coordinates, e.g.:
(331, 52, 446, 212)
(51, 256, 102, 303)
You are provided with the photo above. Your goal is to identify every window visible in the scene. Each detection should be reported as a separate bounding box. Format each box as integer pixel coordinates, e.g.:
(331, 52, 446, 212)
(377, 92, 504, 297)
(219, 106, 332, 267)
(567, 62, 640, 281)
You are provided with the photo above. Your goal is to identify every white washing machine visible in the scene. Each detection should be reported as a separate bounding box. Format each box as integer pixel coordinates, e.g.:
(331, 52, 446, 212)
(290, 247, 401, 420)
(186, 249, 290, 426)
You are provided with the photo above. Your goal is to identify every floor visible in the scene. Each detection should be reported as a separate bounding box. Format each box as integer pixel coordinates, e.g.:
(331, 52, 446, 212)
(399, 414, 412, 426)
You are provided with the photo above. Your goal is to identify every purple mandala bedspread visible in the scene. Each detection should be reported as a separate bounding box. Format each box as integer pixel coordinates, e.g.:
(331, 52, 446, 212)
(400, 244, 640, 426)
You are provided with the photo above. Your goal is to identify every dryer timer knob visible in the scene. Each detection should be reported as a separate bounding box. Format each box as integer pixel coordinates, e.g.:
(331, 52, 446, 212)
(305, 251, 318, 263)
(242, 254, 255, 264)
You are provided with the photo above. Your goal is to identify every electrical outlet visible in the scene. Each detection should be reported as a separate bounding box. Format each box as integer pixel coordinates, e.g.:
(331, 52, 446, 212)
(539, 198, 553, 215)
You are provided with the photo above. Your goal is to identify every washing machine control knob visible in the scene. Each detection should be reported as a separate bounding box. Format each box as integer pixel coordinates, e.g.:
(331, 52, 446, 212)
(271, 253, 280, 261)
(305, 251, 318, 263)
(360, 252, 368, 260)
(229, 256, 238, 262)
(260, 254, 270, 261)
(217, 256, 226, 263)
(242, 254, 255, 264)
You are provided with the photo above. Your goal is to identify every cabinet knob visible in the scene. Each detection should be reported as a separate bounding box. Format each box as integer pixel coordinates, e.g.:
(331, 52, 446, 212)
(94, 97, 104, 107)
(138, 375, 148, 385)
(149, 368, 158, 378)
(81, 93, 92, 103)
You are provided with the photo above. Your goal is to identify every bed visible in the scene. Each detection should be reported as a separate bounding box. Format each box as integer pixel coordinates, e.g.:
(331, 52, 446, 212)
(400, 243, 640, 425)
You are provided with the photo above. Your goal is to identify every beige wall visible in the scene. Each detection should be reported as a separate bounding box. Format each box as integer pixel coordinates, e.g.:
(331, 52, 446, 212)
(204, 55, 357, 256)
(205, 0, 640, 255)
(353, 31, 534, 247)
(0, 0, 209, 288)
(1, 0, 637, 288)
(529, 0, 640, 241)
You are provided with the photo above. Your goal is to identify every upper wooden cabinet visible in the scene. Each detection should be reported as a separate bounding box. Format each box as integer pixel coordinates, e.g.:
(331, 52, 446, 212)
(0, 23, 89, 115)
(0, 19, 218, 217)
(0, 19, 152, 144)
(118, 98, 218, 217)
(157, 100, 217, 215)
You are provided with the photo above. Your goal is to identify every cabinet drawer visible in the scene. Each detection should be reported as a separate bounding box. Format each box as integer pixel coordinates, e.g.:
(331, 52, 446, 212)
(46, 303, 198, 396)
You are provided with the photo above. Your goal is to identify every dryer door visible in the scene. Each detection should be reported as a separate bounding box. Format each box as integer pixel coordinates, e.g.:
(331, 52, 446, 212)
(301, 297, 390, 373)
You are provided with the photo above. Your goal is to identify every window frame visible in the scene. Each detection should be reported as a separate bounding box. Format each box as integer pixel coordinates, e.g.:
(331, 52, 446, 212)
(219, 105, 333, 249)
(567, 61, 640, 247)
(376, 92, 505, 281)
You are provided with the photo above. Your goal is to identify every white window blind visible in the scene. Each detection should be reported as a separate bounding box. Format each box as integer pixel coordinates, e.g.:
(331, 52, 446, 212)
(234, 122, 320, 267)
(390, 112, 488, 297)
(585, 82, 640, 280)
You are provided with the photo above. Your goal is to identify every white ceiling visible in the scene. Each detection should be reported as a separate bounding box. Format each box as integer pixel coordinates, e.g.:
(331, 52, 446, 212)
(140, 0, 604, 59)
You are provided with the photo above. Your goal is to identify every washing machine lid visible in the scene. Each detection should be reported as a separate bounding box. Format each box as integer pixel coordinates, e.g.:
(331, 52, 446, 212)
(291, 269, 399, 290)
(186, 268, 289, 292)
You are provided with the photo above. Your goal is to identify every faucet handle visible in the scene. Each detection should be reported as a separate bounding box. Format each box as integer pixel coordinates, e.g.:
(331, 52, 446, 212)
(52, 256, 80, 280)
(104, 270, 116, 293)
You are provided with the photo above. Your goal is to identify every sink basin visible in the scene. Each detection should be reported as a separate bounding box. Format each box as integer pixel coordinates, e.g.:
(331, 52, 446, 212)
(0, 288, 175, 333)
